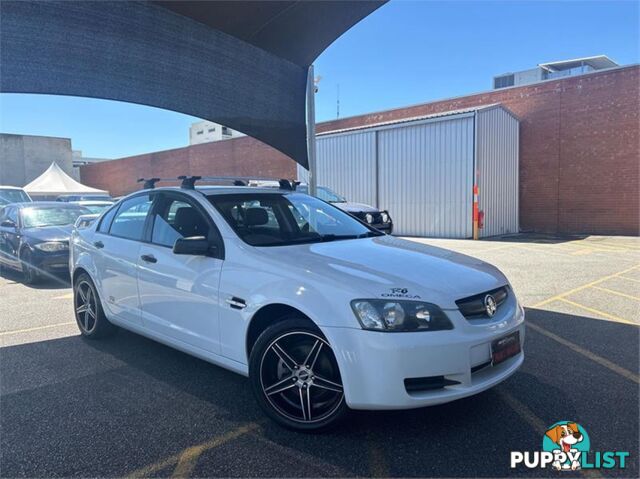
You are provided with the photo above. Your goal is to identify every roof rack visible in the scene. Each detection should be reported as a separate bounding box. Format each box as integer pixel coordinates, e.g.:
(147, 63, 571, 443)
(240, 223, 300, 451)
(137, 177, 161, 189)
(137, 176, 298, 191)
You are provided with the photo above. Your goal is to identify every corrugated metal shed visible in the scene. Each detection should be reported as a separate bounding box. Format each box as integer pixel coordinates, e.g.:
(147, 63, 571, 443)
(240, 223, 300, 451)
(299, 104, 519, 238)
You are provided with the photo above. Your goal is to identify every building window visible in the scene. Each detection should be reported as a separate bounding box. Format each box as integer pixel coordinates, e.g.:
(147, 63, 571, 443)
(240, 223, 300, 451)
(221, 126, 232, 136)
(494, 74, 514, 89)
(208, 128, 216, 132)
(196, 130, 203, 135)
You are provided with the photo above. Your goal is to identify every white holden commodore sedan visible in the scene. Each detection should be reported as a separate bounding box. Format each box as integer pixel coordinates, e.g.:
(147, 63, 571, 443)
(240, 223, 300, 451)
(70, 183, 525, 431)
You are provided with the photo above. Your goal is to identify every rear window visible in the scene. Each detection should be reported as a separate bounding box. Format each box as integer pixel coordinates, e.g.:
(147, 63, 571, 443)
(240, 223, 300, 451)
(108, 194, 152, 240)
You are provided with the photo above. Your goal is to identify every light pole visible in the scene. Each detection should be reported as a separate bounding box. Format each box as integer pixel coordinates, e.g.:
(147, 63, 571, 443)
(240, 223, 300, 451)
(306, 64, 317, 196)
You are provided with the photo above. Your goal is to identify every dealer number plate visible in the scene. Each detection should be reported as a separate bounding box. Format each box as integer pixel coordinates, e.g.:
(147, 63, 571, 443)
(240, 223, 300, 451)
(491, 331, 521, 365)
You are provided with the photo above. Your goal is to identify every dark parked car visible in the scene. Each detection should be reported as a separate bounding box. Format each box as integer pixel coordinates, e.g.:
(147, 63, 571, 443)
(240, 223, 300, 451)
(296, 184, 393, 233)
(0, 202, 91, 283)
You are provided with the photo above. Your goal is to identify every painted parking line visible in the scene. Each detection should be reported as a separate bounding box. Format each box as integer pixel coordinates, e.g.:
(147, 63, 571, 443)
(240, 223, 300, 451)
(368, 432, 391, 477)
(53, 292, 73, 300)
(526, 322, 639, 384)
(128, 422, 261, 478)
(171, 422, 261, 478)
(498, 390, 600, 479)
(533, 264, 640, 309)
(556, 298, 636, 325)
(0, 321, 75, 336)
(618, 276, 640, 284)
(590, 285, 640, 302)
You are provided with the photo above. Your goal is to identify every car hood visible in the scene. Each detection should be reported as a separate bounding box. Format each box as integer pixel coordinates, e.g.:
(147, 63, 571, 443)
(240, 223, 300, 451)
(260, 236, 507, 309)
(23, 225, 74, 242)
(332, 202, 380, 213)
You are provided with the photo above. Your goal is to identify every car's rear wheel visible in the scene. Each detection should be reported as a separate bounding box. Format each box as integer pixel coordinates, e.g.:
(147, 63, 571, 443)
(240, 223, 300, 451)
(249, 318, 348, 432)
(20, 248, 38, 284)
(74, 273, 116, 339)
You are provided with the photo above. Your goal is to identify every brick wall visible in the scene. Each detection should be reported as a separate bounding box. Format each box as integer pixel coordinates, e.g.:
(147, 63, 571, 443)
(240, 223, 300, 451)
(81, 66, 639, 235)
(80, 135, 296, 197)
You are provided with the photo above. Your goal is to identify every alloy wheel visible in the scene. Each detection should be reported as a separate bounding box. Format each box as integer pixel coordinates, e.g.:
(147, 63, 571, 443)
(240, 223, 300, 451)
(259, 331, 344, 424)
(75, 281, 98, 333)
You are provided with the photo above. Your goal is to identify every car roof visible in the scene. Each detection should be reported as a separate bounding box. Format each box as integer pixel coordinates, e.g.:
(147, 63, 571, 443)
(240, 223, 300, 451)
(73, 200, 114, 205)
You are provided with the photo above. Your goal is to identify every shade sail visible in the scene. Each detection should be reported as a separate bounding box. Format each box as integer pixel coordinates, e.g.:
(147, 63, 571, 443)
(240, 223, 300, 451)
(0, 0, 386, 169)
(24, 162, 109, 196)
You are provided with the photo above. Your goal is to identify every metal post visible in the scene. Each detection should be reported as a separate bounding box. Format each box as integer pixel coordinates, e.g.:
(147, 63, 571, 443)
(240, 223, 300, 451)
(306, 64, 317, 196)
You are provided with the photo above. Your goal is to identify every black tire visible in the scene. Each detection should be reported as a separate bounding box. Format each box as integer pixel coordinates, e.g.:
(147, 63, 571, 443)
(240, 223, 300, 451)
(249, 318, 348, 432)
(73, 273, 116, 339)
(20, 248, 39, 284)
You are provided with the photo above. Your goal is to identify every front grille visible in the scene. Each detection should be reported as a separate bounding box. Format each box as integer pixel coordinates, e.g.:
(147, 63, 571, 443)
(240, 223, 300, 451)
(456, 286, 509, 320)
(471, 360, 492, 374)
(404, 376, 461, 393)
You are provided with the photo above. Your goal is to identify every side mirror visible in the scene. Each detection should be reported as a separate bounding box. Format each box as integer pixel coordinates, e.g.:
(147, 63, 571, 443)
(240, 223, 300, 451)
(173, 236, 215, 256)
(1, 220, 16, 228)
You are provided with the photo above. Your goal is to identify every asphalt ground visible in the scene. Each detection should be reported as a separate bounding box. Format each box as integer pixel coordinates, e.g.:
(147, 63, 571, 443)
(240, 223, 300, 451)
(1, 234, 638, 478)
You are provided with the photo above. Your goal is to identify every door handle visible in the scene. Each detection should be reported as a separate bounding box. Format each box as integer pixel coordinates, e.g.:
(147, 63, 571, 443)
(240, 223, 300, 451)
(94, 240, 104, 249)
(140, 254, 157, 264)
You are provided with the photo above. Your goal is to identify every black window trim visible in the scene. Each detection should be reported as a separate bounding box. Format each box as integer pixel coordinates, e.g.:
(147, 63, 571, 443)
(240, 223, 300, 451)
(148, 191, 225, 260)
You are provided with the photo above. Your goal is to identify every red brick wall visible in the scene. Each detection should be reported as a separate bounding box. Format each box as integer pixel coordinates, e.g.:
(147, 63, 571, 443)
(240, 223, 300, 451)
(317, 66, 640, 236)
(80, 135, 296, 197)
(81, 66, 639, 235)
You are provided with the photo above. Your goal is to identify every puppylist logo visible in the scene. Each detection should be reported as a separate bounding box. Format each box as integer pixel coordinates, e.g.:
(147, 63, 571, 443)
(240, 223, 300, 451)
(510, 421, 630, 471)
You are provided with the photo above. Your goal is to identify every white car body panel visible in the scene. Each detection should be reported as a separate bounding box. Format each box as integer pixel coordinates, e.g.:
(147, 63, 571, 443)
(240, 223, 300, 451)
(71, 186, 525, 411)
(137, 242, 223, 353)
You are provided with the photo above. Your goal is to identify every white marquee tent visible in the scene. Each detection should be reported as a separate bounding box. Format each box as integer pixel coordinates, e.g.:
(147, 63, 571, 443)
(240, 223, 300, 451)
(24, 162, 109, 199)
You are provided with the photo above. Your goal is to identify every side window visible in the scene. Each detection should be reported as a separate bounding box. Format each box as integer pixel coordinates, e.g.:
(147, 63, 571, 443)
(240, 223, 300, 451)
(109, 195, 152, 241)
(0, 207, 6, 223)
(7, 207, 18, 225)
(97, 204, 119, 233)
(151, 198, 210, 247)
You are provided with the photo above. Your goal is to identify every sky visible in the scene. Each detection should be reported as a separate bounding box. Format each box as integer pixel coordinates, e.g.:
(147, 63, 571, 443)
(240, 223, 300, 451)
(0, 0, 638, 159)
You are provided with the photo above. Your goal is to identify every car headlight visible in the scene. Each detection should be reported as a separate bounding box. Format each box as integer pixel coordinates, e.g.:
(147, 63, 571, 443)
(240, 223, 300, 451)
(365, 213, 373, 223)
(381, 211, 390, 223)
(34, 242, 68, 252)
(351, 299, 453, 332)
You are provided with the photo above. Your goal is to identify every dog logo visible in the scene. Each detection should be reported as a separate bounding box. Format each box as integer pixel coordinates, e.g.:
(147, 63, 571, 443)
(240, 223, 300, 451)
(543, 422, 588, 471)
(511, 420, 630, 471)
(484, 294, 497, 317)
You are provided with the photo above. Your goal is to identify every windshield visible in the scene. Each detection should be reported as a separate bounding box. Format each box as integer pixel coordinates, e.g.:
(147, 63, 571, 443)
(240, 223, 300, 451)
(296, 185, 346, 203)
(208, 193, 380, 246)
(21, 206, 91, 228)
(0, 189, 31, 205)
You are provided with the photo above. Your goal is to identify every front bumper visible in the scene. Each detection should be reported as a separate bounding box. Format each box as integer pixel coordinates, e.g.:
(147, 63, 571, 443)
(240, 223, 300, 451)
(372, 222, 393, 234)
(322, 301, 525, 410)
(31, 250, 70, 274)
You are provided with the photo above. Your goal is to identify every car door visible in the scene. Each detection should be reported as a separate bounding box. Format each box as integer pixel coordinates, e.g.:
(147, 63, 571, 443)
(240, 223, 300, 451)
(0, 207, 22, 269)
(94, 193, 153, 326)
(137, 192, 224, 353)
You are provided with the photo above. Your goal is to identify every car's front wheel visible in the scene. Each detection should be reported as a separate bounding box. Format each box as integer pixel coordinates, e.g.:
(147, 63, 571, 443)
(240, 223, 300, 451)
(20, 248, 38, 284)
(73, 273, 116, 339)
(249, 318, 348, 432)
